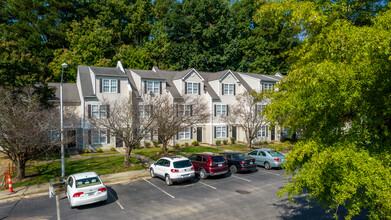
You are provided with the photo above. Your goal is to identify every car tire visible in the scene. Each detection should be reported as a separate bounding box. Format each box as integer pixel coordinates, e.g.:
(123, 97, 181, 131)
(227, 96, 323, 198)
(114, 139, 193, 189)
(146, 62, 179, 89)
(150, 168, 156, 178)
(264, 162, 271, 170)
(199, 169, 207, 180)
(230, 165, 237, 174)
(165, 175, 173, 186)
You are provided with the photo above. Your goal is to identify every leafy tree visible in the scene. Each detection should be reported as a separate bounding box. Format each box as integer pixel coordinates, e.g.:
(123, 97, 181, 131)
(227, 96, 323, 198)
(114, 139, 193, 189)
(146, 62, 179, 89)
(263, 1, 391, 218)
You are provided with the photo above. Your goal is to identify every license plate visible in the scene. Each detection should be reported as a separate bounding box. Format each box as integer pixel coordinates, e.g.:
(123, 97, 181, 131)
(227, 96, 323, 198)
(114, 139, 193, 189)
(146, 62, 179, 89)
(182, 174, 190, 178)
(218, 164, 222, 167)
(87, 192, 94, 196)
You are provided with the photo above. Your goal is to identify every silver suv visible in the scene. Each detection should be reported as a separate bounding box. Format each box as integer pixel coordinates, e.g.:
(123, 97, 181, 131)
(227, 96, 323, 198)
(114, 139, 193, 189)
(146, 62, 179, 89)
(149, 156, 195, 186)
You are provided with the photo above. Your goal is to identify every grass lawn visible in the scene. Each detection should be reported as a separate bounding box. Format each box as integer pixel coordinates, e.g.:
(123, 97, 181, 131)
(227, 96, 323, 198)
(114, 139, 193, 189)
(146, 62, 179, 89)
(79, 151, 120, 157)
(179, 146, 223, 154)
(35, 153, 70, 161)
(219, 145, 250, 152)
(12, 155, 144, 188)
(133, 148, 186, 160)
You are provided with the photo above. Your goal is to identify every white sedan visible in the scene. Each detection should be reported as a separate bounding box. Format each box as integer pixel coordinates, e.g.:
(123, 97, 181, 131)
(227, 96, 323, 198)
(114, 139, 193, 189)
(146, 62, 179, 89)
(66, 172, 108, 208)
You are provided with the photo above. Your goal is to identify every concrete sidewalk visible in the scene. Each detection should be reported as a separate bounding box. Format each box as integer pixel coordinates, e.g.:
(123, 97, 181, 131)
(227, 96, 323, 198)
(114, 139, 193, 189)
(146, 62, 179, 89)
(0, 169, 150, 204)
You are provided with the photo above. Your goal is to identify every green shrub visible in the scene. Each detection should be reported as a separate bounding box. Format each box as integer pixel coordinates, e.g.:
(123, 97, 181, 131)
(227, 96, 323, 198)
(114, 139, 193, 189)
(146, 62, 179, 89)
(135, 143, 141, 149)
(174, 143, 180, 149)
(144, 142, 151, 148)
(83, 149, 89, 153)
(191, 140, 199, 146)
(215, 140, 221, 146)
(152, 140, 159, 148)
(184, 142, 189, 147)
(223, 139, 228, 145)
(110, 147, 116, 152)
(263, 141, 268, 145)
(97, 148, 103, 153)
(230, 137, 236, 144)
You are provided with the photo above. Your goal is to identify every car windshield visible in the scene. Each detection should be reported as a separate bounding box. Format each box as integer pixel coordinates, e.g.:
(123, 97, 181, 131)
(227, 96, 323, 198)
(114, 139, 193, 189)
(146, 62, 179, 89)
(269, 151, 284, 157)
(75, 177, 101, 188)
(234, 153, 248, 159)
(211, 156, 226, 163)
(173, 160, 192, 168)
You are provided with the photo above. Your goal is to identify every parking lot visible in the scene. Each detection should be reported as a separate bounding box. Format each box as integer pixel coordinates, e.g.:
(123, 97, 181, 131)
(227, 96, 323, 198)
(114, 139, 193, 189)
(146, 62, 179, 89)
(0, 168, 343, 220)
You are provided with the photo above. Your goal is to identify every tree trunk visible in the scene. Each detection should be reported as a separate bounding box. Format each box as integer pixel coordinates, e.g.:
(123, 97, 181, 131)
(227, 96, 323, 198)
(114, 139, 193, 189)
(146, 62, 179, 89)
(15, 157, 26, 180)
(247, 138, 252, 149)
(162, 140, 168, 154)
(123, 146, 132, 167)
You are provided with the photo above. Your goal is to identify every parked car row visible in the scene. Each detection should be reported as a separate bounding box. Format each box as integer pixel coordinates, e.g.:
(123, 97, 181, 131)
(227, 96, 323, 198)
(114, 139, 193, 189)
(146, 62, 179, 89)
(150, 148, 287, 186)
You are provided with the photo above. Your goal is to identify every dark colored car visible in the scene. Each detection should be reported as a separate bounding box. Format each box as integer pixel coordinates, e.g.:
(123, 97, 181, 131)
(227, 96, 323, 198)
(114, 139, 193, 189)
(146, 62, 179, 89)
(220, 152, 257, 173)
(188, 153, 228, 179)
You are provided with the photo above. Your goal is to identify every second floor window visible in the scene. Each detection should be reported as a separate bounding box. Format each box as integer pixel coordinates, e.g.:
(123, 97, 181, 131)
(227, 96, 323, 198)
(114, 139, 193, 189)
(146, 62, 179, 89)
(256, 104, 268, 114)
(223, 83, 235, 95)
(186, 82, 199, 94)
(146, 81, 160, 94)
(215, 104, 228, 116)
(89, 105, 109, 119)
(178, 104, 192, 116)
(103, 79, 117, 93)
(262, 83, 275, 91)
(139, 104, 152, 117)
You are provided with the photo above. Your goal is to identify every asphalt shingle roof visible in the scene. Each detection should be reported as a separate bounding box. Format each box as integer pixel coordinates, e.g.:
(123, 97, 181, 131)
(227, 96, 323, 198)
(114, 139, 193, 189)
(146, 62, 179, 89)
(48, 83, 81, 103)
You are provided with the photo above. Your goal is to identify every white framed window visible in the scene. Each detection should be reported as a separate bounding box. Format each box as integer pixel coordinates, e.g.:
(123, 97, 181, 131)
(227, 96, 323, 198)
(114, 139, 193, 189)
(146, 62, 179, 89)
(216, 126, 227, 138)
(178, 104, 192, 116)
(50, 130, 60, 143)
(186, 82, 199, 94)
(103, 79, 118, 93)
(139, 104, 152, 117)
(179, 127, 191, 140)
(91, 105, 108, 119)
(262, 83, 275, 91)
(256, 104, 268, 114)
(257, 126, 268, 137)
(215, 104, 227, 116)
(147, 81, 160, 94)
(92, 130, 107, 144)
(223, 84, 234, 95)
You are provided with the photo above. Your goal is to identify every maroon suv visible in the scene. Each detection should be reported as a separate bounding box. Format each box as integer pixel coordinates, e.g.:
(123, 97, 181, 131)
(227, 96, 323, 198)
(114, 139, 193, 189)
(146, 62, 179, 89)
(188, 153, 228, 179)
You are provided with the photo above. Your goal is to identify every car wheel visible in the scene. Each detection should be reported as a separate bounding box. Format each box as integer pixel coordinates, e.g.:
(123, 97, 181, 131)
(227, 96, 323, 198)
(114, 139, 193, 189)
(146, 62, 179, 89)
(230, 165, 237, 174)
(199, 169, 207, 180)
(150, 168, 156, 178)
(165, 175, 173, 186)
(264, 162, 271, 170)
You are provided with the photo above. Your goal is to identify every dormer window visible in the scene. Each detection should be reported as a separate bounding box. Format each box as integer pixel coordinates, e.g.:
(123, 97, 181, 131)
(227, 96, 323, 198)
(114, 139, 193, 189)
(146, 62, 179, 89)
(185, 82, 200, 95)
(144, 81, 162, 94)
(262, 83, 275, 91)
(99, 79, 120, 93)
(223, 83, 235, 95)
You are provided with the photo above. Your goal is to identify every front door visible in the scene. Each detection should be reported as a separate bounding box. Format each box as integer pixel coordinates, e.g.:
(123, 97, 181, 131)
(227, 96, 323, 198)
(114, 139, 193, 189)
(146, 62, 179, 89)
(116, 136, 123, 148)
(232, 126, 237, 140)
(67, 130, 76, 148)
(271, 127, 275, 141)
(197, 127, 202, 142)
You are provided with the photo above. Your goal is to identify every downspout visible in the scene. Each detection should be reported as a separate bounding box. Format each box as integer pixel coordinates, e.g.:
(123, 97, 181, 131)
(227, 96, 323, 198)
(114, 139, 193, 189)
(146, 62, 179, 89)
(210, 98, 213, 145)
(82, 99, 86, 149)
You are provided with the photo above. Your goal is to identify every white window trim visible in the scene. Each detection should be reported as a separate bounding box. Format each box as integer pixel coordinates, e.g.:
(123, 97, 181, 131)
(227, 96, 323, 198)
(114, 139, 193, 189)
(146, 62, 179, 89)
(223, 83, 234, 95)
(186, 82, 199, 94)
(91, 104, 107, 119)
(216, 104, 227, 116)
(262, 83, 275, 91)
(216, 126, 227, 138)
(179, 127, 191, 140)
(147, 81, 160, 94)
(103, 79, 118, 93)
(257, 126, 268, 137)
(139, 104, 152, 117)
(92, 130, 107, 144)
(178, 104, 191, 116)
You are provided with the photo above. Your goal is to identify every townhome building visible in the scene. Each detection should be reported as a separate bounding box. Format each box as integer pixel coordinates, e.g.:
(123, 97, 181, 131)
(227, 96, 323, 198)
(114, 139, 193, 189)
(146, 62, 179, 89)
(49, 61, 283, 151)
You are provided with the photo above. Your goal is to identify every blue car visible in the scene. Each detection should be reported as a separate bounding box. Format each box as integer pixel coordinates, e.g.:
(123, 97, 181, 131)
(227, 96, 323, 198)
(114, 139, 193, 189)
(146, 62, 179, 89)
(247, 148, 286, 170)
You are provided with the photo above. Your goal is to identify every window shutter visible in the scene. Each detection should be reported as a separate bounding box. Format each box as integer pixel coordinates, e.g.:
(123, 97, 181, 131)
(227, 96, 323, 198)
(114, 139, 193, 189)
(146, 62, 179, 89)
(88, 130, 91, 144)
(233, 84, 236, 95)
(117, 80, 121, 93)
(266, 126, 268, 137)
(107, 105, 110, 118)
(225, 127, 228, 137)
(107, 130, 110, 143)
(190, 105, 193, 116)
(222, 83, 224, 95)
(99, 79, 102, 93)
(144, 81, 147, 94)
(160, 81, 162, 94)
(214, 105, 216, 116)
(177, 132, 179, 140)
(185, 82, 187, 94)
(214, 127, 216, 138)
(88, 105, 91, 118)
(198, 83, 200, 95)
(191, 128, 193, 139)
(226, 105, 229, 116)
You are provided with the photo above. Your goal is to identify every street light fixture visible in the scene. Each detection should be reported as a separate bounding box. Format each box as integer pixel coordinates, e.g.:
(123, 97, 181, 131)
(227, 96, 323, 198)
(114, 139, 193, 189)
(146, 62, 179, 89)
(61, 62, 68, 177)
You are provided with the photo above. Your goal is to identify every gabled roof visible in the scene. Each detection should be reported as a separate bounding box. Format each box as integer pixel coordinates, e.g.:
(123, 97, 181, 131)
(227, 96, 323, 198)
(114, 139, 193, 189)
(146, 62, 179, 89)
(48, 83, 81, 103)
(219, 70, 239, 82)
(232, 72, 252, 92)
(239, 72, 281, 82)
(125, 69, 139, 97)
(78, 65, 95, 97)
(89, 66, 127, 78)
(130, 69, 165, 80)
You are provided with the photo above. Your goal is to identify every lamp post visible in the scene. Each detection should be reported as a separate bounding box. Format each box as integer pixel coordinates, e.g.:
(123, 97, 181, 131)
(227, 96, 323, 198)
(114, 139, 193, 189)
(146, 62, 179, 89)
(61, 62, 68, 177)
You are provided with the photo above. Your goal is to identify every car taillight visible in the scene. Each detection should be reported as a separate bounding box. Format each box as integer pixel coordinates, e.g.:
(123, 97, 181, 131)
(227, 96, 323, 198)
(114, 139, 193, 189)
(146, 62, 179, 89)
(98, 187, 107, 192)
(171, 169, 179, 173)
(191, 166, 194, 170)
(274, 158, 280, 162)
(239, 161, 246, 165)
(207, 157, 212, 166)
(73, 192, 84, 197)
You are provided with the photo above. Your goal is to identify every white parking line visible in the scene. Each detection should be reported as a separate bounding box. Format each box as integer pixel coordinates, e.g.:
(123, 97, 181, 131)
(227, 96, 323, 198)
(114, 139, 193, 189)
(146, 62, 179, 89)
(198, 181, 217, 190)
(231, 175, 251, 182)
(108, 190, 124, 210)
(144, 179, 175, 199)
(258, 170, 282, 176)
(56, 195, 60, 220)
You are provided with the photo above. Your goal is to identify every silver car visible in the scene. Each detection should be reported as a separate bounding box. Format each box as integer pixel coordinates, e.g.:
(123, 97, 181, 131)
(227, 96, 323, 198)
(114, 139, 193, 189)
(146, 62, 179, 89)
(247, 148, 286, 170)
(66, 172, 108, 208)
